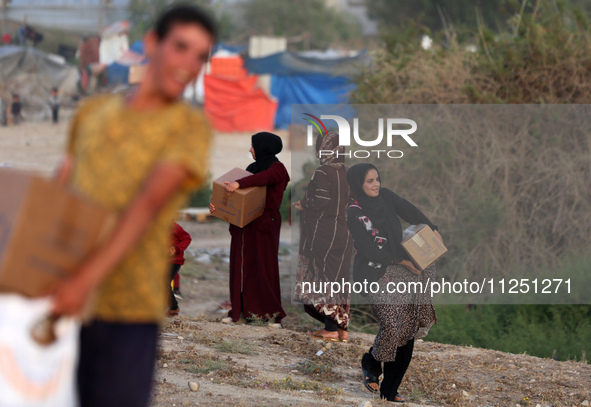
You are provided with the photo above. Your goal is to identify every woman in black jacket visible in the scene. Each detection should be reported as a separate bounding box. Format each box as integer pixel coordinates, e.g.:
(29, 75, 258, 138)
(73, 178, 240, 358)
(346, 163, 443, 403)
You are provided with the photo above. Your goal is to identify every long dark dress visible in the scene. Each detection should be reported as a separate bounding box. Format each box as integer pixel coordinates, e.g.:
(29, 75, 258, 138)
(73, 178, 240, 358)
(227, 161, 290, 323)
(294, 164, 353, 329)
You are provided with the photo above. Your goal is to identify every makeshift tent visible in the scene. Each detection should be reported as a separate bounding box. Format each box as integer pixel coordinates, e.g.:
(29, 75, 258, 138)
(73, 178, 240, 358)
(0, 46, 77, 120)
(212, 42, 247, 55)
(130, 40, 144, 55)
(244, 50, 369, 76)
(105, 49, 144, 86)
(79, 36, 100, 68)
(271, 74, 355, 131)
(204, 53, 277, 132)
(244, 50, 369, 128)
(0, 46, 73, 84)
(99, 21, 129, 65)
(105, 40, 145, 86)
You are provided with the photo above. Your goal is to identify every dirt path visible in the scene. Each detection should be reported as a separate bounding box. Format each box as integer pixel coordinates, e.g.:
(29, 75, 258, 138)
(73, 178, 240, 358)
(0, 118, 291, 181)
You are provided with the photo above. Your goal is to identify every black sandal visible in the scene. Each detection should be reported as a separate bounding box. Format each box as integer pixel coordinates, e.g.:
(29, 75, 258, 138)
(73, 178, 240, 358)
(362, 365, 380, 393)
(361, 351, 381, 394)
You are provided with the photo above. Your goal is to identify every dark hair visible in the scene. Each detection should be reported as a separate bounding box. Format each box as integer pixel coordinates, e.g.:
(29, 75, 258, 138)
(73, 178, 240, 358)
(154, 4, 217, 42)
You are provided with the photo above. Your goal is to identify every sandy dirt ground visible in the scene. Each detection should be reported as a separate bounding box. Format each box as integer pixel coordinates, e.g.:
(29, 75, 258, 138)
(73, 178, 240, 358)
(0, 112, 292, 181)
(154, 220, 591, 407)
(1, 119, 590, 406)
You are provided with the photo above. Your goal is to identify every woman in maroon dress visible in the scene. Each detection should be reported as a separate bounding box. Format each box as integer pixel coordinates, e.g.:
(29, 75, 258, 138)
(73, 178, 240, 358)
(214, 132, 290, 324)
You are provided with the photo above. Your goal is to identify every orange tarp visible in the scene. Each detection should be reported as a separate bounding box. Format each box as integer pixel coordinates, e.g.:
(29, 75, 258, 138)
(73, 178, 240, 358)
(210, 56, 248, 79)
(204, 74, 277, 132)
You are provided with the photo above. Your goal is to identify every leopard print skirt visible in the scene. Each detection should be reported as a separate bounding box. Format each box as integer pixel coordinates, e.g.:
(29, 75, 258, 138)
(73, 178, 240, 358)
(367, 264, 438, 362)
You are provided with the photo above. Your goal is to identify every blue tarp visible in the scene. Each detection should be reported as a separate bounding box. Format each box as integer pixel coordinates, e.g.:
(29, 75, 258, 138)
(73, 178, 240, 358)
(130, 40, 144, 55)
(129, 41, 245, 57)
(271, 74, 356, 129)
(106, 62, 129, 85)
(106, 41, 144, 86)
(244, 50, 369, 76)
(244, 50, 369, 128)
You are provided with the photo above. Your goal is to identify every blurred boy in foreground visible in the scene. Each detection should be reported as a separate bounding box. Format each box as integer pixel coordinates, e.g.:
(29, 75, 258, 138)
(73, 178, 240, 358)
(53, 5, 216, 406)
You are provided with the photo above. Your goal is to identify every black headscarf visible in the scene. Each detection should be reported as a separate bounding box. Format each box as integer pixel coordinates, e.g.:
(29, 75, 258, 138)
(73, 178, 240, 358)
(347, 163, 386, 225)
(246, 132, 283, 174)
(347, 163, 404, 255)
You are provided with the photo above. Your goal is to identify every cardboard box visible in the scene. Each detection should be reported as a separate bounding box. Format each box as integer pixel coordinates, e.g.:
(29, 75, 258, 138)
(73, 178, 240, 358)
(401, 224, 447, 271)
(210, 168, 266, 228)
(0, 168, 115, 297)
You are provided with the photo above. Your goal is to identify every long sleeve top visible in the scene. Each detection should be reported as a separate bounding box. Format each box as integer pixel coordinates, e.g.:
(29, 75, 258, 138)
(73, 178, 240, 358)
(237, 162, 290, 212)
(49, 95, 60, 108)
(171, 223, 192, 265)
(347, 188, 437, 285)
(302, 167, 332, 211)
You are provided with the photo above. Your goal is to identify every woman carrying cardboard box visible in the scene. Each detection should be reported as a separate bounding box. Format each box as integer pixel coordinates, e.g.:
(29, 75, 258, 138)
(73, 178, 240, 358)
(210, 132, 289, 326)
(346, 163, 443, 403)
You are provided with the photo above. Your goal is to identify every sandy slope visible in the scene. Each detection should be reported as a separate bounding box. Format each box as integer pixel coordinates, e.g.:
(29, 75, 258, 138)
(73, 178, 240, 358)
(153, 313, 591, 407)
(157, 220, 590, 407)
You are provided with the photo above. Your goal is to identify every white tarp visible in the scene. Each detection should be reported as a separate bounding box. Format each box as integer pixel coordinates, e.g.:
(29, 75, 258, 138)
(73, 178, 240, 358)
(0, 45, 78, 121)
(99, 21, 129, 65)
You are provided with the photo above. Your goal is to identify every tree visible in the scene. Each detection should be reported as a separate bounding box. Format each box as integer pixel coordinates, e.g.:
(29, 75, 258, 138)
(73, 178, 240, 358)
(568, 0, 591, 16)
(365, 0, 591, 35)
(364, 0, 515, 34)
(240, 0, 363, 50)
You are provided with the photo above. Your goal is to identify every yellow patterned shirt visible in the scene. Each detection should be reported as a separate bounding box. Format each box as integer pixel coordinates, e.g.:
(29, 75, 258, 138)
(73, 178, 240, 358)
(67, 94, 210, 323)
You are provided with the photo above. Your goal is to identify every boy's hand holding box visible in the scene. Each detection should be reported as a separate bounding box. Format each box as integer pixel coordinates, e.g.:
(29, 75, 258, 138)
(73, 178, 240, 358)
(0, 168, 114, 297)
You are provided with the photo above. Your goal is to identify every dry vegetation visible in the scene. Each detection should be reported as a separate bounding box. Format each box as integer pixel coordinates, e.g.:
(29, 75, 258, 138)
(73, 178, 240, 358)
(152, 316, 591, 407)
(353, 5, 591, 104)
(350, 7, 591, 282)
(372, 106, 591, 285)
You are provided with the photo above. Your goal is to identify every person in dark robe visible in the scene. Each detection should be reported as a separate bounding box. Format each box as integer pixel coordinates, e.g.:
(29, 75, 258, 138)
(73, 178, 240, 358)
(11, 95, 22, 124)
(346, 163, 443, 403)
(293, 132, 353, 342)
(210, 132, 289, 325)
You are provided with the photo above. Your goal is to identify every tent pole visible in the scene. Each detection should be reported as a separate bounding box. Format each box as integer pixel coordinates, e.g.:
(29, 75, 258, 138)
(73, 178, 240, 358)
(1, 0, 6, 37)
(99, 0, 104, 33)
